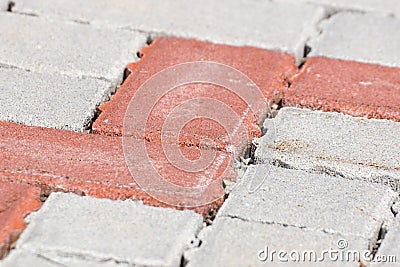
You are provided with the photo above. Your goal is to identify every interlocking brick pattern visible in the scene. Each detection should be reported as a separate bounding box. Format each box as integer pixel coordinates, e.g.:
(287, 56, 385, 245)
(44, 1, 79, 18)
(1, 1, 400, 266)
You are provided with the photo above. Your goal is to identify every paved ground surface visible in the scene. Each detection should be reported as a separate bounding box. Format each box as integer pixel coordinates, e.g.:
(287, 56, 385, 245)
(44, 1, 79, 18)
(0, 0, 399, 266)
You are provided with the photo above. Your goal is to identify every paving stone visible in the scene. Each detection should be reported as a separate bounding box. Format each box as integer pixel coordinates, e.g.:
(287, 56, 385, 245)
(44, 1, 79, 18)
(284, 57, 400, 122)
(185, 217, 364, 267)
(12, 0, 326, 61)
(93, 37, 297, 154)
(255, 107, 400, 192)
(0, 181, 41, 259)
(309, 12, 400, 68)
(276, 0, 400, 17)
(0, 120, 230, 213)
(5, 193, 203, 267)
(0, 249, 131, 267)
(0, 12, 146, 82)
(371, 219, 400, 266)
(218, 165, 396, 247)
(0, 67, 112, 131)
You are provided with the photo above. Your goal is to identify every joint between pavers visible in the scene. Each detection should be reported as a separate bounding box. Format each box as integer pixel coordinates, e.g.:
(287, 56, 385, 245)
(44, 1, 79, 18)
(295, 7, 338, 67)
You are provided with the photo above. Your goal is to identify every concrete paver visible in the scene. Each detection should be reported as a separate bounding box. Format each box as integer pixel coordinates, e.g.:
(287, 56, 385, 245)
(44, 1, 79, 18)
(309, 12, 400, 68)
(284, 57, 400, 122)
(185, 217, 363, 266)
(0, 249, 131, 267)
(218, 165, 396, 247)
(255, 107, 400, 192)
(0, 120, 230, 214)
(4, 193, 203, 267)
(276, 0, 400, 17)
(0, 12, 146, 82)
(12, 0, 326, 62)
(0, 67, 112, 131)
(0, 181, 41, 259)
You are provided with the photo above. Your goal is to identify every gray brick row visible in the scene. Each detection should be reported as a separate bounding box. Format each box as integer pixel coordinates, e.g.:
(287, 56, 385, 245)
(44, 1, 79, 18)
(185, 164, 397, 266)
(12, 0, 327, 62)
(0, 12, 146, 131)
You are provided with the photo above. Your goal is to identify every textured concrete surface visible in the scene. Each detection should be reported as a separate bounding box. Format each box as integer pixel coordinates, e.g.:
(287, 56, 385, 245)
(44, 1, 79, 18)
(0, 67, 112, 131)
(255, 107, 400, 192)
(0, 12, 146, 82)
(0, 181, 41, 259)
(93, 37, 297, 153)
(309, 12, 400, 68)
(12, 0, 326, 62)
(284, 57, 400, 122)
(276, 0, 400, 17)
(0, 120, 229, 214)
(5, 193, 203, 267)
(185, 217, 364, 267)
(218, 165, 397, 247)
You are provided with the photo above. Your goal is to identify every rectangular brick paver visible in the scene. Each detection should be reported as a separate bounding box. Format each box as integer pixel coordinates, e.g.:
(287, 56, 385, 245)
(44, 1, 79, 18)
(2, 193, 203, 267)
(0, 250, 130, 267)
(93, 37, 297, 154)
(255, 107, 400, 191)
(309, 12, 400, 68)
(185, 217, 363, 267)
(276, 0, 400, 17)
(1, 120, 229, 214)
(0, 181, 41, 259)
(0, 67, 112, 131)
(284, 57, 400, 122)
(218, 165, 397, 247)
(12, 0, 326, 62)
(0, 12, 146, 82)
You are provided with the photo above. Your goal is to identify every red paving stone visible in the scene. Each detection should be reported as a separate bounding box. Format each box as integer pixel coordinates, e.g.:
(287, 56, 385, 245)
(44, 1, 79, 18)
(0, 181, 41, 259)
(0, 121, 229, 214)
(284, 57, 400, 121)
(93, 37, 297, 153)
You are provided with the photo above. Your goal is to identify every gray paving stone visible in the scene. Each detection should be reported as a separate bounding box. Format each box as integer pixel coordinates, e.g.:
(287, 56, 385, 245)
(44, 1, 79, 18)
(370, 219, 400, 266)
(0, 249, 130, 267)
(0, 67, 112, 131)
(218, 165, 396, 247)
(309, 12, 400, 67)
(12, 0, 327, 63)
(8, 193, 203, 267)
(185, 217, 364, 267)
(255, 107, 400, 192)
(0, 12, 146, 82)
(276, 0, 400, 17)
